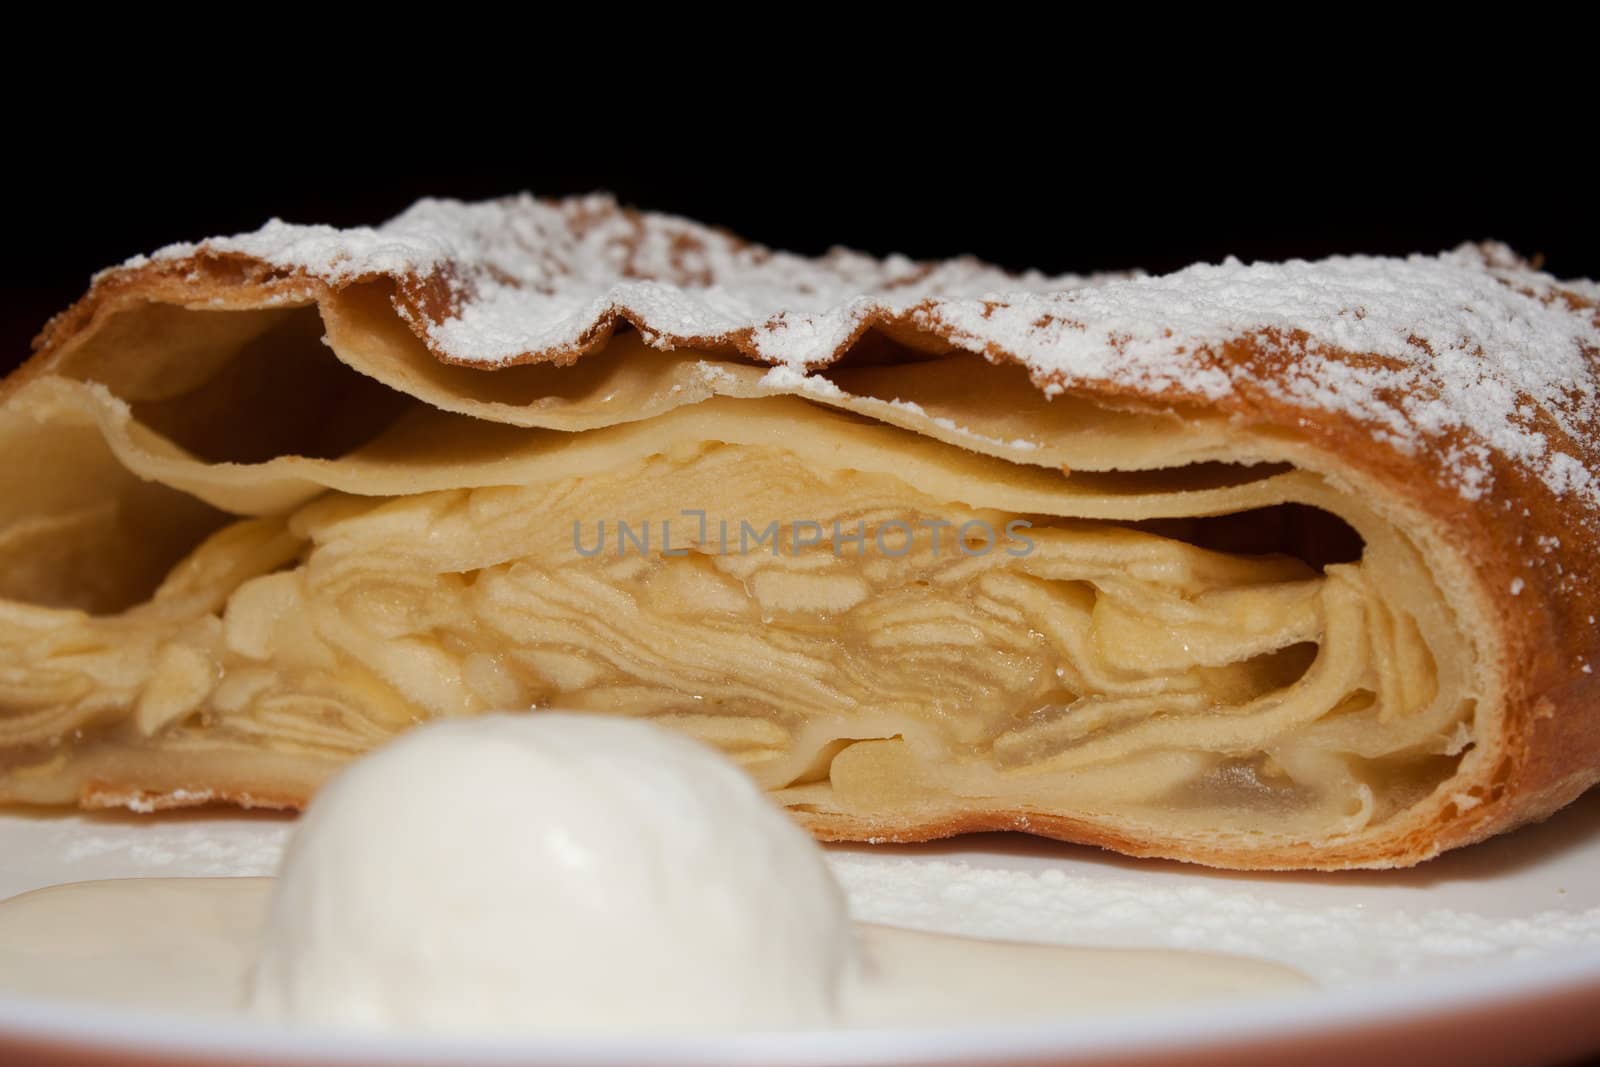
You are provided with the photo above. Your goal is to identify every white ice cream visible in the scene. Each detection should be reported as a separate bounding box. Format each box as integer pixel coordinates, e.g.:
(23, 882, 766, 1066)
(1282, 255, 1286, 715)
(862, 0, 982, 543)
(247, 713, 858, 1033)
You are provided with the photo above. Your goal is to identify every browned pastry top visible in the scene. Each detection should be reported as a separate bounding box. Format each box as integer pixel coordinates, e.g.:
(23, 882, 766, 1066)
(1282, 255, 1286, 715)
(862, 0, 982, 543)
(37, 195, 1598, 502)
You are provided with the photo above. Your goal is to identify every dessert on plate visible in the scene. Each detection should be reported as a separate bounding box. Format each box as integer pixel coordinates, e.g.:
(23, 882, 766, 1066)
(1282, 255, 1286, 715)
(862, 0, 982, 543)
(0, 195, 1596, 870)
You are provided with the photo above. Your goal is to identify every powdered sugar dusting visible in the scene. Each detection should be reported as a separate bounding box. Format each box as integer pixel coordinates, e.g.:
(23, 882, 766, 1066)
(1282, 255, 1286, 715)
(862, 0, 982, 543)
(924, 249, 1599, 502)
(828, 845, 1600, 987)
(0, 813, 291, 899)
(131, 194, 1599, 504)
(758, 364, 848, 400)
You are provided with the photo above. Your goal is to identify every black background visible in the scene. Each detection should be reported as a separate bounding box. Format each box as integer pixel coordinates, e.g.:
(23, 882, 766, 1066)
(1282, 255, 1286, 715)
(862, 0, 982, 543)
(6, 98, 1596, 371)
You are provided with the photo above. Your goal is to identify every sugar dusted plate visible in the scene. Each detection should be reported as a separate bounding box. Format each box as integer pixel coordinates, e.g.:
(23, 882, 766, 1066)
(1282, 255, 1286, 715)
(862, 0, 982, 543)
(1, 793, 1599, 1066)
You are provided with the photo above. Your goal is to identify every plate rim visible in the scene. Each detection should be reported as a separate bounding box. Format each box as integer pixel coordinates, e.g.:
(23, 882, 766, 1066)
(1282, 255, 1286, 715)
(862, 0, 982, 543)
(3, 941, 1600, 1066)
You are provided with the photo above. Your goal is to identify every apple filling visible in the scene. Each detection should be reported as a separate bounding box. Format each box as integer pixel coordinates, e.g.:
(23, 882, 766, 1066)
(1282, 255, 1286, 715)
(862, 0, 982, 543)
(0, 406, 1472, 837)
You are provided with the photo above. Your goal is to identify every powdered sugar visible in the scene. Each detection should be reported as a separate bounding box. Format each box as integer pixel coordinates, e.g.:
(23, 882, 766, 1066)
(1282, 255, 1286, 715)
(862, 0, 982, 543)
(122, 789, 214, 814)
(129, 194, 1599, 504)
(827, 824, 1600, 987)
(0, 813, 290, 898)
(758, 365, 848, 399)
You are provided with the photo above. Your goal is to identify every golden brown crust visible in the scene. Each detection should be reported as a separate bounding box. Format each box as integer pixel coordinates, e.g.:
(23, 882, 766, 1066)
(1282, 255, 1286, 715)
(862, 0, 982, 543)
(6, 195, 1599, 869)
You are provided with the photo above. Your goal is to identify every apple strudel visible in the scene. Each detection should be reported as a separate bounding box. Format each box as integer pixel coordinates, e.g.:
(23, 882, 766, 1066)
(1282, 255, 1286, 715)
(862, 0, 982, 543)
(1, 196, 1596, 869)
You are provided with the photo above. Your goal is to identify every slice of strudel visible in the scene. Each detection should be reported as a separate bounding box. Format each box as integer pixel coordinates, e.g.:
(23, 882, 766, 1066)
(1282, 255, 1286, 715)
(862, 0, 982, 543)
(1, 195, 1596, 870)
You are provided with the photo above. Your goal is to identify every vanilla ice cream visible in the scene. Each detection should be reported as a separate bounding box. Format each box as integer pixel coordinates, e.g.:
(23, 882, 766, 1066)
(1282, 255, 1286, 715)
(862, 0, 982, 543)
(247, 713, 858, 1033)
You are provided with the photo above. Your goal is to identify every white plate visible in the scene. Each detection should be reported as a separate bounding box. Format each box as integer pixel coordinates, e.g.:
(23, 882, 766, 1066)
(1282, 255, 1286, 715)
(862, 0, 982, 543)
(2, 793, 1599, 1067)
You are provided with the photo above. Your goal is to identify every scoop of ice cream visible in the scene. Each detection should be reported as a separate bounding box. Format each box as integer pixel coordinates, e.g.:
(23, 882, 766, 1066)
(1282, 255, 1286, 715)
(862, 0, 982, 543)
(247, 712, 857, 1033)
